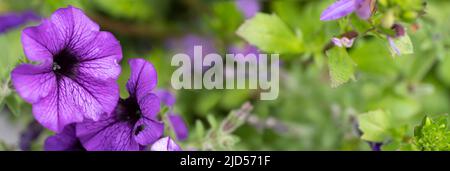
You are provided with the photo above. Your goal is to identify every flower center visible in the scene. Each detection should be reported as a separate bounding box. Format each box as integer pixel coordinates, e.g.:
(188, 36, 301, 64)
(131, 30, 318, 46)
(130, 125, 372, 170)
(53, 49, 78, 77)
(117, 98, 142, 123)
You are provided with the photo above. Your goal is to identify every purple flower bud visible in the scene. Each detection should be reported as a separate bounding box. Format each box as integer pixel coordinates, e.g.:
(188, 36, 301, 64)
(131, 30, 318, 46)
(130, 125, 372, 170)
(392, 24, 406, 38)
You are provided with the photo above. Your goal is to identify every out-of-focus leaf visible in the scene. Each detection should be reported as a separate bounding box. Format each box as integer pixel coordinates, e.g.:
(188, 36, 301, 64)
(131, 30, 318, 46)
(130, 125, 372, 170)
(236, 13, 303, 54)
(389, 33, 414, 56)
(0, 28, 23, 80)
(326, 47, 355, 88)
(358, 110, 394, 142)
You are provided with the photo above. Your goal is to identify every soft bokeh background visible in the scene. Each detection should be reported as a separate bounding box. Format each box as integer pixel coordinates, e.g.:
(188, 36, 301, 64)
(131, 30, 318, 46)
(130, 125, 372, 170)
(0, 0, 449, 151)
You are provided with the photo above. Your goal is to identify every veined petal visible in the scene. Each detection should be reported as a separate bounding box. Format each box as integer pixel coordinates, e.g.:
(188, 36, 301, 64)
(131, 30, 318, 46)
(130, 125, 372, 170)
(74, 33, 122, 80)
(150, 137, 182, 151)
(32, 76, 118, 132)
(21, 6, 100, 62)
(138, 93, 160, 118)
(126, 58, 158, 100)
(76, 118, 140, 151)
(133, 118, 164, 146)
(11, 62, 56, 103)
(320, 0, 359, 21)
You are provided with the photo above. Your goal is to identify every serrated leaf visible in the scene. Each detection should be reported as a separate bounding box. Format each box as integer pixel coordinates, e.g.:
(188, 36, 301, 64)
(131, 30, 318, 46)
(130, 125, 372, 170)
(358, 110, 393, 142)
(326, 47, 356, 87)
(236, 13, 303, 54)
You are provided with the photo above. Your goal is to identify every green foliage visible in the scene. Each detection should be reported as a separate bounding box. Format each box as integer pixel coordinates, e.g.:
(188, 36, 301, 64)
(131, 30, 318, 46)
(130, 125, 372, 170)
(236, 13, 304, 54)
(327, 47, 356, 87)
(358, 110, 394, 142)
(414, 115, 450, 151)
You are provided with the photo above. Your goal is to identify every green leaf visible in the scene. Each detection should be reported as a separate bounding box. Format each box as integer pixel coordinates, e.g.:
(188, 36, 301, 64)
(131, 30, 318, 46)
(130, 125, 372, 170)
(236, 13, 303, 54)
(389, 34, 414, 57)
(326, 47, 356, 88)
(358, 110, 393, 142)
(0, 28, 24, 80)
(414, 115, 450, 151)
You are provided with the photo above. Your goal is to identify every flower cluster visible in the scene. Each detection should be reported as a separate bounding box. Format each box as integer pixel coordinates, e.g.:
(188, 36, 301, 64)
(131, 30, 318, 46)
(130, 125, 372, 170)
(321, 0, 421, 56)
(11, 6, 182, 151)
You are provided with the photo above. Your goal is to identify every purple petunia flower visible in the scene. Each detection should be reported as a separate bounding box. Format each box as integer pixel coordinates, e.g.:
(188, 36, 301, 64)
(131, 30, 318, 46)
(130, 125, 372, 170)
(320, 0, 376, 21)
(0, 10, 39, 34)
(11, 6, 122, 132)
(76, 58, 163, 151)
(150, 137, 182, 151)
(44, 124, 85, 151)
(235, 0, 261, 19)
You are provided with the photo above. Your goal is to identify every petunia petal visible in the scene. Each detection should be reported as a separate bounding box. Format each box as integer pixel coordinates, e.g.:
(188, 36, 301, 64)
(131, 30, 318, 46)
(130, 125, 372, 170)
(320, 0, 359, 21)
(355, 0, 375, 20)
(11, 62, 56, 103)
(133, 118, 164, 146)
(76, 118, 140, 151)
(150, 137, 182, 151)
(21, 6, 99, 62)
(126, 58, 158, 100)
(138, 93, 160, 118)
(70, 31, 122, 80)
(44, 124, 84, 151)
(32, 76, 119, 132)
(168, 114, 189, 141)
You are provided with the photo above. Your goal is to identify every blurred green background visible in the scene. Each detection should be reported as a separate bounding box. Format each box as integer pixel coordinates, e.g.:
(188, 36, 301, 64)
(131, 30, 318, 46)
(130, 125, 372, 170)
(0, 0, 449, 151)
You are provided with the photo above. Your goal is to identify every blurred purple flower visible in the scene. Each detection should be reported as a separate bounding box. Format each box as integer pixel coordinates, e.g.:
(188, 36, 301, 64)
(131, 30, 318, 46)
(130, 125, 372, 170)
(44, 124, 85, 151)
(154, 89, 176, 107)
(167, 34, 216, 58)
(150, 137, 182, 151)
(19, 120, 43, 151)
(320, 0, 376, 21)
(235, 0, 261, 19)
(0, 10, 39, 34)
(368, 142, 383, 151)
(168, 114, 188, 141)
(76, 58, 163, 151)
(154, 89, 189, 141)
(229, 44, 260, 60)
(11, 6, 122, 132)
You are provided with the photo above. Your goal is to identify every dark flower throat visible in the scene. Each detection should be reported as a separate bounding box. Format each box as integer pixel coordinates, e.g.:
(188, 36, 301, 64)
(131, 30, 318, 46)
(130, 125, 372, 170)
(53, 49, 78, 77)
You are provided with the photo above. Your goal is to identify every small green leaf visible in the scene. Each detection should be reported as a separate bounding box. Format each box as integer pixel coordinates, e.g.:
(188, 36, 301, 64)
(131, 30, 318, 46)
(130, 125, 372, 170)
(326, 47, 356, 88)
(358, 110, 393, 142)
(413, 115, 450, 151)
(389, 34, 414, 56)
(236, 13, 303, 54)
